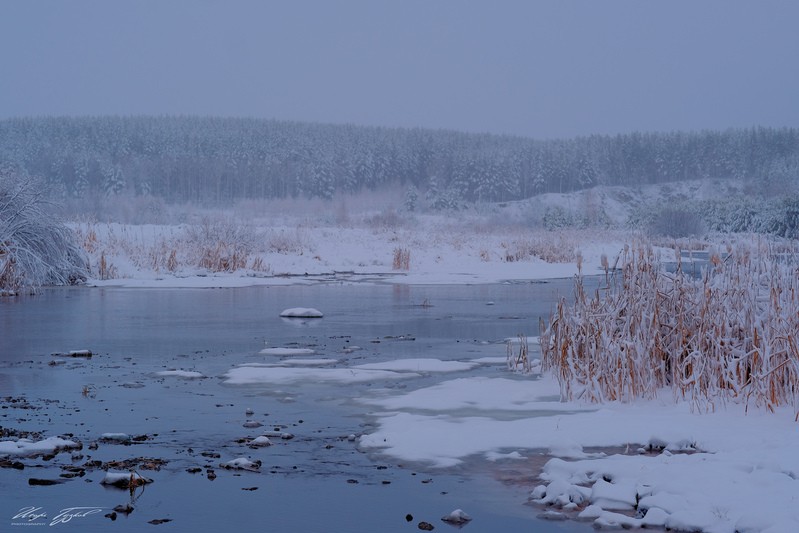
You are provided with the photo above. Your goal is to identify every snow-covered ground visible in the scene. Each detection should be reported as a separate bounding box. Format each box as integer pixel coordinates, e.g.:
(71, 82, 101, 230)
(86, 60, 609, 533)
(74, 215, 629, 288)
(356, 373, 799, 532)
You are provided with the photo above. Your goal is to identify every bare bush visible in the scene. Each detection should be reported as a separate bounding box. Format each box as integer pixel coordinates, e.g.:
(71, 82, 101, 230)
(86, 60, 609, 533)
(540, 242, 799, 417)
(501, 235, 579, 263)
(184, 216, 256, 272)
(365, 209, 406, 230)
(266, 228, 310, 255)
(0, 174, 87, 293)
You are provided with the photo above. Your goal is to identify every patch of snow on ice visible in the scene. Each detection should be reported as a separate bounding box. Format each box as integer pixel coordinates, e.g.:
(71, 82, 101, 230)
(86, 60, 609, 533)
(353, 358, 477, 373)
(154, 370, 205, 379)
(224, 365, 419, 385)
(279, 307, 323, 318)
(259, 347, 315, 356)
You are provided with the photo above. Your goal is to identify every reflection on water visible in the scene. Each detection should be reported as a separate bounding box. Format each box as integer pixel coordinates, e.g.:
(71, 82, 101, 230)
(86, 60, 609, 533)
(0, 282, 591, 532)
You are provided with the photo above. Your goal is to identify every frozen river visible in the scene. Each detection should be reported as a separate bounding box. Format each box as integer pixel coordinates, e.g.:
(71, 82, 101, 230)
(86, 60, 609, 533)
(1, 281, 592, 532)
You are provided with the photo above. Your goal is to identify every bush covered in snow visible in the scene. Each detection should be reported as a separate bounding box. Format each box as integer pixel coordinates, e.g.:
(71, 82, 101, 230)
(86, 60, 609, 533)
(541, 242, 799, 416)
(0, 173, 87, 293)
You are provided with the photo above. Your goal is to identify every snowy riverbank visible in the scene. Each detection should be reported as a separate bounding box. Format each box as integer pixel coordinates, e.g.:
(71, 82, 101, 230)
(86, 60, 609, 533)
(74, 214, 631, 288)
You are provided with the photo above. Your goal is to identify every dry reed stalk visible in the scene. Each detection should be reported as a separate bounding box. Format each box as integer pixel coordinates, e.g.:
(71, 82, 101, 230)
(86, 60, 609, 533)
(507, 335, 531, 373)
(393, 247, 410, 270)
(540, 241, 799, 417)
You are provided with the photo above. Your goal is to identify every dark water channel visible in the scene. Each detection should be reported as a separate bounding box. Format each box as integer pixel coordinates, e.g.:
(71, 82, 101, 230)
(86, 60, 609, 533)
(1, 281, 592, 532)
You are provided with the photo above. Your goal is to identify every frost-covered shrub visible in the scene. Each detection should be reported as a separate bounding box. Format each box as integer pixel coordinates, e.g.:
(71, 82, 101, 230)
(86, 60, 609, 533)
(542, 206, 574, 230)
(427, 188, 463, 211)
(541, 242, 799, 417)
(648, 207, 704, 238)
(0, 174, 87, 293)
(404, 186, 419, 212)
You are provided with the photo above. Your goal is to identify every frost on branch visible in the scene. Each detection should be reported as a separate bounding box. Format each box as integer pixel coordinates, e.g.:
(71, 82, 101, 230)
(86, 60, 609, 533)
(0, 173, 87, 293)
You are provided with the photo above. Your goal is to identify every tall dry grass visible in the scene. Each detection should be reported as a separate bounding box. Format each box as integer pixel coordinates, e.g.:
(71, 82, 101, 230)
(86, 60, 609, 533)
(540, 241, 799, 418)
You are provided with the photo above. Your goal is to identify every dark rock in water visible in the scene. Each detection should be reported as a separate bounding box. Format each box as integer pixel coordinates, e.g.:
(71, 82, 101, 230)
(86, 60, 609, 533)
(406, 514, 414, 522)
(28, 478, 67, 486)
(51, 350, 93, 358)
(418, 521, 435, 531)
(241, 487, 258, 491)
(148, 518, 172, 525)
(105, 512, 117, 521)
(0, 460, 24, 470)
(186, 467, 202, 474)
(113, 504, 134, 514)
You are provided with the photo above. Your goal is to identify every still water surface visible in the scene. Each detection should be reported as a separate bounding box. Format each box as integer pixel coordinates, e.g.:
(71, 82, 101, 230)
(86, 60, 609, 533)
(1, 281, 592, 532)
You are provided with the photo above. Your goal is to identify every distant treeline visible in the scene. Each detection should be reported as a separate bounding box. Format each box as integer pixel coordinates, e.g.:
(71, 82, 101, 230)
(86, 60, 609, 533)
(1, 116, 797, 204)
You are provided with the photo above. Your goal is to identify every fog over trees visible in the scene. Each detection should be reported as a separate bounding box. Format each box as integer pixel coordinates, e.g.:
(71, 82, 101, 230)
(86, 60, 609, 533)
(1, 116, 797, 205)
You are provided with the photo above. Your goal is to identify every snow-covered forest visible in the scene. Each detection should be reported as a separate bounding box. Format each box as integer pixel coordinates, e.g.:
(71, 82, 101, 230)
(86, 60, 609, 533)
(1, 116, 797, 206)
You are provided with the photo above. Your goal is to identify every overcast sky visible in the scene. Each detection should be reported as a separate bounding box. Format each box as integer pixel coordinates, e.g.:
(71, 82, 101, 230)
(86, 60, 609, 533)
(1, 1, 798, 139)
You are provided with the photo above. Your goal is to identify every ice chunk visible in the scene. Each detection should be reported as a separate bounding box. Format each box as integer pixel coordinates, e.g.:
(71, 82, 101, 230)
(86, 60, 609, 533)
(100, 433, 131, 443)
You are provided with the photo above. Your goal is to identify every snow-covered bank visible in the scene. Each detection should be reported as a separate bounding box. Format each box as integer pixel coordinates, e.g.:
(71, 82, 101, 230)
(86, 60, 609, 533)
(357, 374, 799, 532)
(73, 216, 629, 288)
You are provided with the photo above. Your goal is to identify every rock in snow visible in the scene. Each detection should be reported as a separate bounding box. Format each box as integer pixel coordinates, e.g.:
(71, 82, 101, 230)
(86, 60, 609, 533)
(101, 471, 153, 488)
(220, 457, 261, 471)
(441, 509, 472, 525)
(279, 307, 324, 318)
(249, 436, 272, 447)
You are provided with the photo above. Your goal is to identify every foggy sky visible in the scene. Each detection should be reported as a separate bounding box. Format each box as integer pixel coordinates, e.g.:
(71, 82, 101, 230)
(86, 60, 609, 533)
(1, 1, 798, 139)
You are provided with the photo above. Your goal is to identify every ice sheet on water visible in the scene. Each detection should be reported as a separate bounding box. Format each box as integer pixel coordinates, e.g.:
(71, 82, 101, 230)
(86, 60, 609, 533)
(353, 358, 477, 373)
(259, 347, 315, 355)
(224, 365, 419, 385)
